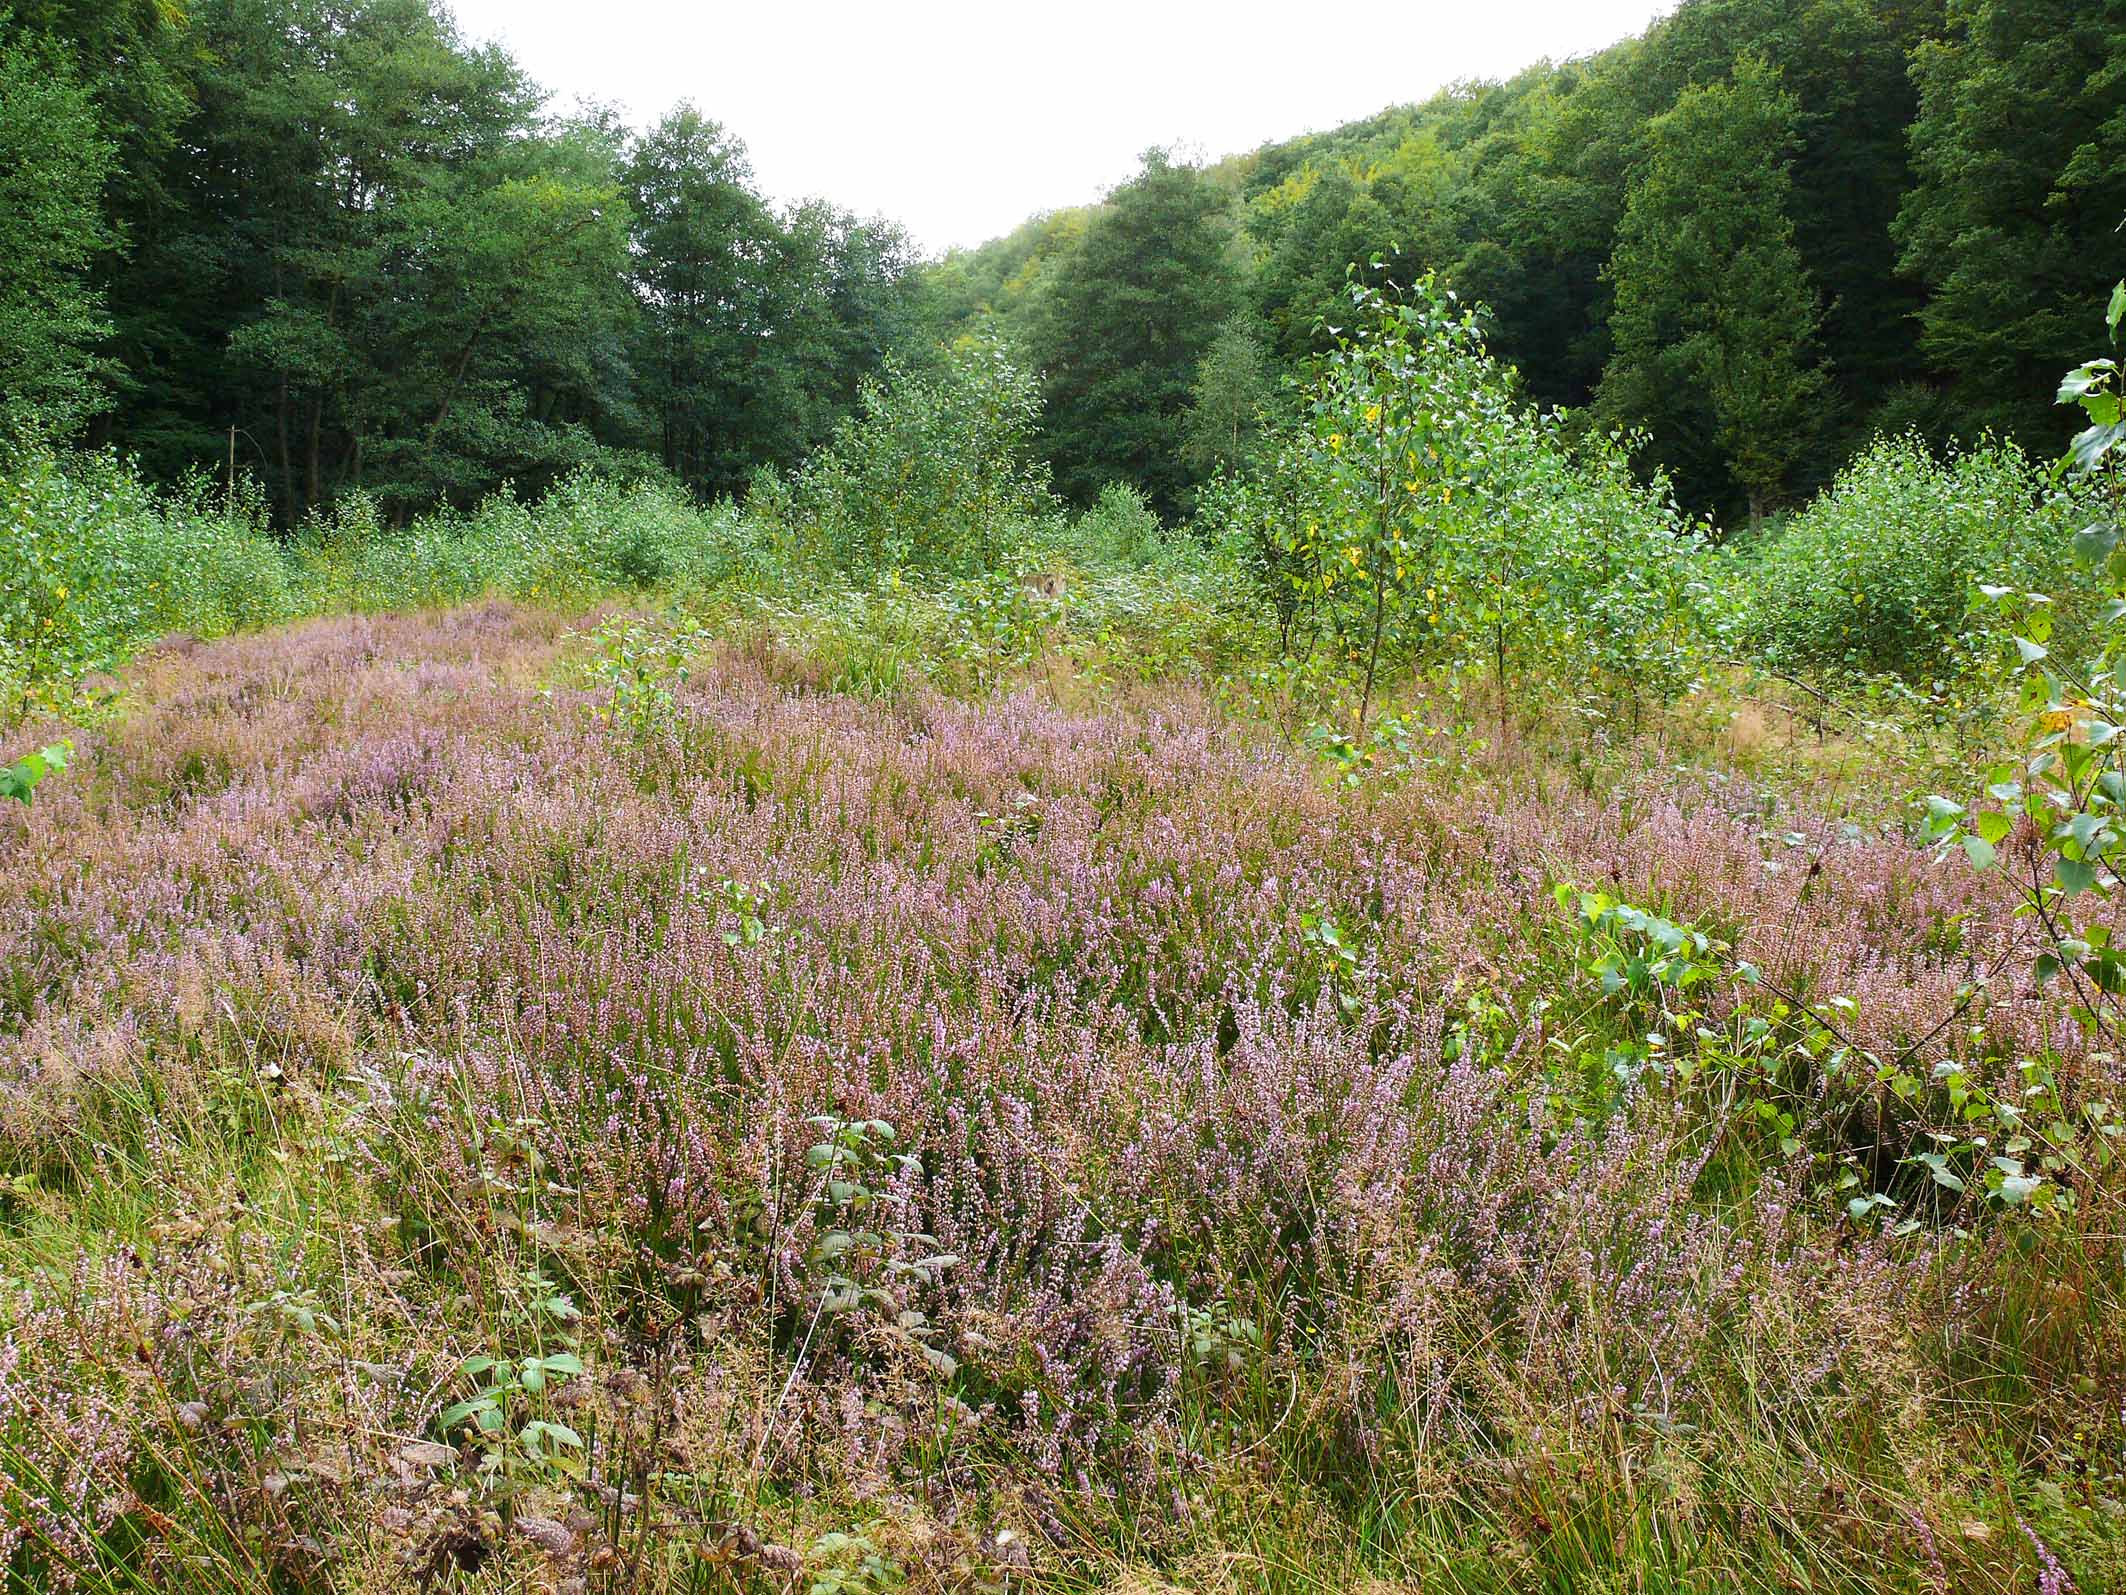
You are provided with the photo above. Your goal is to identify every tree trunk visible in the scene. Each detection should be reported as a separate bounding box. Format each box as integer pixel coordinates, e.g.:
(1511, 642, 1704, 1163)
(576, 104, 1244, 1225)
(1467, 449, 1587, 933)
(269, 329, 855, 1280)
(1359, 578, 1386, 735)
(275, 378, 295, 524)
(306, 392, 324, 513)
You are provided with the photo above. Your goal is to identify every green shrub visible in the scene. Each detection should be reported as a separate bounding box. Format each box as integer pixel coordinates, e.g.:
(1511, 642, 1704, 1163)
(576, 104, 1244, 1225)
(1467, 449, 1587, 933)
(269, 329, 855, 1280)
(1, 448, 744, 706)
(1069, 481, 1166, 566)
(0, 449, 296, 691)
(767, 343, 1055, 579)
(1196, 278, 1709, 718)
(1739, 433, 2089, 679)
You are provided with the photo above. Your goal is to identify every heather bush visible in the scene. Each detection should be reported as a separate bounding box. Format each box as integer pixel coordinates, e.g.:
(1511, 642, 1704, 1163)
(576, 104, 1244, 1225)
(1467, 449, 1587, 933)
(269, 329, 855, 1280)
(0, 604, 2117, 1590)
(7, 280, 2126, 1595)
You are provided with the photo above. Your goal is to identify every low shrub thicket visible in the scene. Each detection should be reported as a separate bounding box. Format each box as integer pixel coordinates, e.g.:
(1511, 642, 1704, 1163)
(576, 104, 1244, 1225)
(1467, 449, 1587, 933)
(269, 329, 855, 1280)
(1735, 433, 2093, 679)
(1, 453, 297, 700)
(752, 343, 1054, 579)
(3, 312, 2103, 742)
(0, 453, 736, 710)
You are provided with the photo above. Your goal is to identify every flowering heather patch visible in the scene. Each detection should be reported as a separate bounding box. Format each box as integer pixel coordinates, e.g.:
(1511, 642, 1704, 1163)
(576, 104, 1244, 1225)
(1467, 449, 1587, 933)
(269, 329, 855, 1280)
(0, 604, 2121, 1592)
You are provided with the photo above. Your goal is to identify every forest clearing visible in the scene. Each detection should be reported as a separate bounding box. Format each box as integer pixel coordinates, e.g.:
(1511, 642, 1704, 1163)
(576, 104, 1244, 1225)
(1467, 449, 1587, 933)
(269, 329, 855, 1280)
(6, 0, 2126, 1589)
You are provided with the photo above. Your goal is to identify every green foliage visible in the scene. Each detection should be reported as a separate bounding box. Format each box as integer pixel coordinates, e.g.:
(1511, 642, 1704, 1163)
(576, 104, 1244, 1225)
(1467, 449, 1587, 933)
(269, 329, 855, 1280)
(625, 107, 921, 500)
(433, 1263, 590, 1488)
(0, 0, 928, 526)
(1194, 432, 1331, 660)
(0, 448, 740, 700)
(1597, 56, 1829, 523)
(1560, 884, 2118, 1225)
(1298, 904, 1365, 1017)
(1, 450, 297, 693)
(804, 1525, 906, 1595)
(921, 0, 1975, 525)
(1298, 274, 1497, 725)
(1740, 434, 2089, 679)
(577, 615, 713, 742)
(1897, 0, 2126, 450)
(772, 344, 1053, 579)
(0, 0, 2108, 546)
(800, 1115, 960, 1385)
(712, 876, 778, 949)
(0, 740, 70, 805)
(0, 20, 116, 439)
(1180, 314, 1278, 480)
(1069, 481, 1166, 567)
(1026, 149, 1241, 517)
(1303, 712, 1484, 790)
(139, 0, 643, 520)
(1931, 283, 2126, 1039)
(1203, 276, 1708, 725)
(624, 107, 782, 498)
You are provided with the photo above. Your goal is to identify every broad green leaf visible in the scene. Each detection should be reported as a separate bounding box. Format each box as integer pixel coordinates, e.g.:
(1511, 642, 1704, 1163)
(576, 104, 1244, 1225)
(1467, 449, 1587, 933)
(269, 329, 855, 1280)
(2074, 521, 2120, 567)
(438, 1399, 490, 1430)
(2059, 360, 2118, 402)
(2068, 420, 2126, 476)
(2057, 856, 2100, 896)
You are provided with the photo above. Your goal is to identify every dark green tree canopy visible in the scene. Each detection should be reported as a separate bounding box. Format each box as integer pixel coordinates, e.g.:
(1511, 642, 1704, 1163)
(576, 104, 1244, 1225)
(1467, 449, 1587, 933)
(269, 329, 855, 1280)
(917, 0, 2103, 524)
(1897, 0, 2126, 450)
(0, 0, 927, 522)
(0, 21, 116, 438)
(1597, 56, 1830, 523)
(1026, 149, 1242, 517)
(8, 0, 2126, 532)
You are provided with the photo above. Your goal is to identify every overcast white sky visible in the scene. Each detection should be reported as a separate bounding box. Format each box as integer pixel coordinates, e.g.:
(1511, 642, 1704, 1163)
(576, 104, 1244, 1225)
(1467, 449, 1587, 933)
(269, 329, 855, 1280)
(446, 1, 1674, 256)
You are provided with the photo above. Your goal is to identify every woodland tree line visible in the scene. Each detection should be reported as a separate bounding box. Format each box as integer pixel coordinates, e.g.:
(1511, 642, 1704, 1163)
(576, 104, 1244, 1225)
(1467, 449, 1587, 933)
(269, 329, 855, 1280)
(3, 0, 2122, 530)
(1, 0, 925, 523)
(931, 0, 2126, 525)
